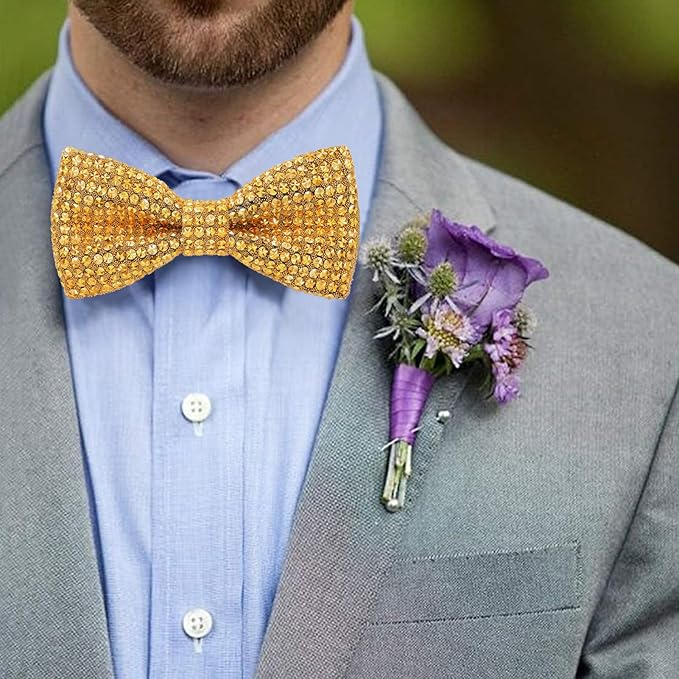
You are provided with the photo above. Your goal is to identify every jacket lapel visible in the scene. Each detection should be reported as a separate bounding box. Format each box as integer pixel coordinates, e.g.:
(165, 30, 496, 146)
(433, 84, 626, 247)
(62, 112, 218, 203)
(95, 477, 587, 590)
(255, 74, 495, 679)
(0, 75, 114, 678)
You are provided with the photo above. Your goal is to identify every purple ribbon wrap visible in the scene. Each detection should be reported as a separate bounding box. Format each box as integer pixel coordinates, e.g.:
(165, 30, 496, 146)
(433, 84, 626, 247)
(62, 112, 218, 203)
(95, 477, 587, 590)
(389, 364, 436, 445)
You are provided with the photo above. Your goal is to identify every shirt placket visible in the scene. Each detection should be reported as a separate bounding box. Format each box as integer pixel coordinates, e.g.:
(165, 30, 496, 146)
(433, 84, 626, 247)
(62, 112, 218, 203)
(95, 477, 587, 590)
(148, 178, 246, 678)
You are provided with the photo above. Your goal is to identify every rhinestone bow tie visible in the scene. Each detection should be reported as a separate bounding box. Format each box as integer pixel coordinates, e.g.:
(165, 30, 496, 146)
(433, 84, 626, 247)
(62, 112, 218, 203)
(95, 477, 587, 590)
(51, 146, 360, 299)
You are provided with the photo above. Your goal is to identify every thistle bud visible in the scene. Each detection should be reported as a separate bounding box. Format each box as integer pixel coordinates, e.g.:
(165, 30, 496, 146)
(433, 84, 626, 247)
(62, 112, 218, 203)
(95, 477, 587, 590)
(513, 304, 537, 337)
(360, 239, 394, 282)
(428, 262, 458, 298)
(397, 225, 428, 264)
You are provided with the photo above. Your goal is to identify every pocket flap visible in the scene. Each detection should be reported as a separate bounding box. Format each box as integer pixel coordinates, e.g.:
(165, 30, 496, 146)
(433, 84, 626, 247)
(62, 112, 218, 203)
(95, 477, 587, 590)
(371, 541, 581, 624)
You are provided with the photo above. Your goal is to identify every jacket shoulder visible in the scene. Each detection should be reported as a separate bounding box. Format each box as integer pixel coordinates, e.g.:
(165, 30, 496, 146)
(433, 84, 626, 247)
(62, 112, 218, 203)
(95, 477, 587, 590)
(464, 154, 679, 301)
(459, 152, 678, 411)
(463, 156, 679, 282)
(0, 72, 51, 180)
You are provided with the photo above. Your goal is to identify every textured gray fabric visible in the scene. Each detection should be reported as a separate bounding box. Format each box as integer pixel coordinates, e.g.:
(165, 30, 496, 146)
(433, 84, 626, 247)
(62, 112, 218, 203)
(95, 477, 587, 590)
(370, 542, 581, 623)
(1, 70, 678, 679)
(0, 73, 114, 679)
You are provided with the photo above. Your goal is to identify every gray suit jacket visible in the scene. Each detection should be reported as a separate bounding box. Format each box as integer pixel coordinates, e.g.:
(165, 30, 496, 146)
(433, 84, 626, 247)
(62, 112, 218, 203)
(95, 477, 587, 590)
(1, 72, 678, 679)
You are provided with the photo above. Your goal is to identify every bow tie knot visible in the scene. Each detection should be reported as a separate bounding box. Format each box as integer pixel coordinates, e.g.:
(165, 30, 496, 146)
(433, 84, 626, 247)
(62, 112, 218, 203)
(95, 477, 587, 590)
(51, 146, 359, 299)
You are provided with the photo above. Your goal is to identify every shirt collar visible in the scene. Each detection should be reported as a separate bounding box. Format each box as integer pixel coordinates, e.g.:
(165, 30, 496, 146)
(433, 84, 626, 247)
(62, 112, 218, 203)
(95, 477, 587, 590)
(43, 16, 382, 223)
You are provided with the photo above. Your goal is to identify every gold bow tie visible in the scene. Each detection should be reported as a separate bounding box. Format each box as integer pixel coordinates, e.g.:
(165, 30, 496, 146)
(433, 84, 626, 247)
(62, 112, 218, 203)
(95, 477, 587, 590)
(51, 146, 359, 299)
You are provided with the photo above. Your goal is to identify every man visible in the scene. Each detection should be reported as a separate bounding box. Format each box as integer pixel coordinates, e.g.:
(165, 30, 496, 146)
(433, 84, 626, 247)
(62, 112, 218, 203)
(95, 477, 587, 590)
(0, 1, 677, 677)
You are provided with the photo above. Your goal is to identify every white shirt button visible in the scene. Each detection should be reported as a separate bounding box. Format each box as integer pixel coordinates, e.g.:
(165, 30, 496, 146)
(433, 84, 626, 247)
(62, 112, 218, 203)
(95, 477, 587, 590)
(182, 607, 213, 639)
(181, 393, 212, 423)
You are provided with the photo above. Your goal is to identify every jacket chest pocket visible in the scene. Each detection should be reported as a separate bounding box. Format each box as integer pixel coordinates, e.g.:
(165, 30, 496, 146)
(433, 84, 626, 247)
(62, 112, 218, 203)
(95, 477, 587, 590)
(348, 542, 583, 679)
(371, 541, 581, 624)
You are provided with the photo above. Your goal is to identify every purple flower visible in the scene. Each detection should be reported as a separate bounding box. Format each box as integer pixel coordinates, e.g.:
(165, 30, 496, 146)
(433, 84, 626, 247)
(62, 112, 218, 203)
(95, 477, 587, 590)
(484, 308, 528, 404)
(424, 209, 549, 332)
(492, 367, 521, 404)
(416, 299, 478, 368)
(485, 308, 516, 362)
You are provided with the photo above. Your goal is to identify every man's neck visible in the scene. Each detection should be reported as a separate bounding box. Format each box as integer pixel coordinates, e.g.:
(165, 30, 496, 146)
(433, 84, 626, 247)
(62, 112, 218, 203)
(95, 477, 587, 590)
(68, 5, 353, 174)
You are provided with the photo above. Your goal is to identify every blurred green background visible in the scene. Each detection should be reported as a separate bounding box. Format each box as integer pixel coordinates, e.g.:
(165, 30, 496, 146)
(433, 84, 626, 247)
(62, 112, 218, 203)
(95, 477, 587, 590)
(1, 0, 677, 261)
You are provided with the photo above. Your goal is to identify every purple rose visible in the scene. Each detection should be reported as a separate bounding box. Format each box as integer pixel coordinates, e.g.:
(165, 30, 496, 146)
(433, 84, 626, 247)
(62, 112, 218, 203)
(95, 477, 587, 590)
(424, 209, 549, 331)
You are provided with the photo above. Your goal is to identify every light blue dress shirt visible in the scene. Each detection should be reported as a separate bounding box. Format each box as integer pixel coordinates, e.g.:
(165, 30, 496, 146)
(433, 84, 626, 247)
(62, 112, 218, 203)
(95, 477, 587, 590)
(43, 18, 382, 679)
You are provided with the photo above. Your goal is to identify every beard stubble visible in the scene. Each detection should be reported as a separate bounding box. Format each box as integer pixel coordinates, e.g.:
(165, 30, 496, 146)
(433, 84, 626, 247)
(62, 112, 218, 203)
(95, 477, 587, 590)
(72, 0, 349, 88)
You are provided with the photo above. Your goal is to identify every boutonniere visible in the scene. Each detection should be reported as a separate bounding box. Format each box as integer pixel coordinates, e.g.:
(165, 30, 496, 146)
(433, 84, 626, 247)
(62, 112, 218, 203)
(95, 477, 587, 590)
(362, 209, 549, 512)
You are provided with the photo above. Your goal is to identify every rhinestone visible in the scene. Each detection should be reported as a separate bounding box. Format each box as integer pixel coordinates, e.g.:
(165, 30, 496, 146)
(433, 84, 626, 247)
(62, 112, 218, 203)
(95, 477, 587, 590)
(50, 146, 359, 300)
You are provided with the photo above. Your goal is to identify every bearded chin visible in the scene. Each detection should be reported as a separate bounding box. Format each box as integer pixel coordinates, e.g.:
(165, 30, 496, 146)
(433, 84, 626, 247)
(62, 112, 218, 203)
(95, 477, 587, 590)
(171, 0, 224, 19)
(73, 0, 349, 88)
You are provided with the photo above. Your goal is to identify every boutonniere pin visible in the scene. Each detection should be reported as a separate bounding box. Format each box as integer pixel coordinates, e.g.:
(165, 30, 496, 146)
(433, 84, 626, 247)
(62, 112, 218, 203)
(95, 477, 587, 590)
(362, 209, 549, 512)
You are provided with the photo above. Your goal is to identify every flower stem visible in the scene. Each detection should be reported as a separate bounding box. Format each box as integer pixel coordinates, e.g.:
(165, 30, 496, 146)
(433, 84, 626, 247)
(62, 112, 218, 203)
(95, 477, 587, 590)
(381, 439, 412, 512)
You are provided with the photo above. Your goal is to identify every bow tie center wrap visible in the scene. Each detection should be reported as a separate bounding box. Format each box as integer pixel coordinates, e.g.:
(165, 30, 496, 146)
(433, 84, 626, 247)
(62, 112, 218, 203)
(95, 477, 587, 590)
(51, 146, 360, 299)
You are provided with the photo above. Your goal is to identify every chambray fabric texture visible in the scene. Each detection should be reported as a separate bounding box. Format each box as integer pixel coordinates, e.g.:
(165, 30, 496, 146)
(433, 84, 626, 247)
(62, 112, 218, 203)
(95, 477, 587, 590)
(2, 51, 679, 679)
(40, 18, 381, 679)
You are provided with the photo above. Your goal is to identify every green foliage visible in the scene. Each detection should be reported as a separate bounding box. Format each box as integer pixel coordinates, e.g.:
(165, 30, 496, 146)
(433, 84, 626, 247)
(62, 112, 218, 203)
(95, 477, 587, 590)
(0, 1, 66, 114)
(564, 0, 679, 82)
(355, 0, 491, 82)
